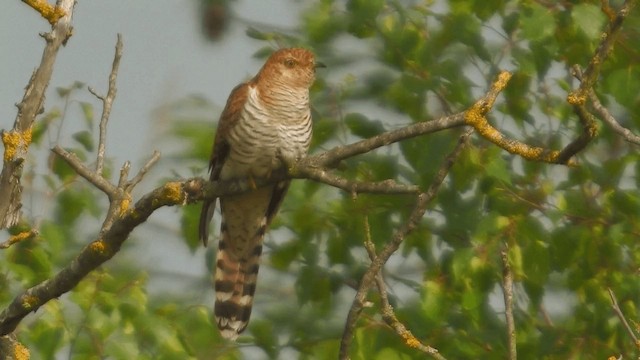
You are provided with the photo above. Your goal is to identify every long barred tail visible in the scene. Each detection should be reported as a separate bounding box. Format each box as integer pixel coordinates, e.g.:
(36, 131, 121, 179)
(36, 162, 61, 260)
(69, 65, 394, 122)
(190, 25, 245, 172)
(213, 220, 264, 340)
(213, 181, 289, 340)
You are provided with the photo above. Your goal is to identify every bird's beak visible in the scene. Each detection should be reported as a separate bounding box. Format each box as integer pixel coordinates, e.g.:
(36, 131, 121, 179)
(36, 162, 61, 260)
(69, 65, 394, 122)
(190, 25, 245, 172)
(315, 62, 327, 69)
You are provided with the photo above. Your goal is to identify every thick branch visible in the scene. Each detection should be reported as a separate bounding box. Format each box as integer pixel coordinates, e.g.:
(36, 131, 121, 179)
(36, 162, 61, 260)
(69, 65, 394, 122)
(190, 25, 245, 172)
(21, 0, 66, 25)
(311, 113, 466, 168)
(0, 177, 193, 335)
(0, 229, 38, 250)
(0, 334, 29, 360)
(0, 0, 75, 229)
(464, 71, 574, 165)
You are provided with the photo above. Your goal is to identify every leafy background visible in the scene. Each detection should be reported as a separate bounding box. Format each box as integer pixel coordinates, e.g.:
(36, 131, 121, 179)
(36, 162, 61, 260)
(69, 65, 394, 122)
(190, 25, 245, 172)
(2, 0, 640, 359)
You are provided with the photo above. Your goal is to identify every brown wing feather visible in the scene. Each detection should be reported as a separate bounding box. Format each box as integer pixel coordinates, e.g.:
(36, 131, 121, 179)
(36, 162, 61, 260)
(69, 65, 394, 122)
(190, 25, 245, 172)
(199, 83, 250, 246)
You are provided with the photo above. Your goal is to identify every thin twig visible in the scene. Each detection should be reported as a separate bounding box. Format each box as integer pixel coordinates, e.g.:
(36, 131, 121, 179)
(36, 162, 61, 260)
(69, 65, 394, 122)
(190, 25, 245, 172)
(608, 288, 640, 348)
(561, 0, 638, 161)
(91, 34, 123, 176)
(117, 161, 131, 189)
(501, 244, 517, 360)
(572, 65, 640, 146)
(589, 91, 640, 145)
(568, 0, 638, 105)
(339, 129, 471, 359)
(289, 164, 419, 194)
(126, 151, 161, 191)
(363, 220, 446, 359)
(51, 146, 117, 197)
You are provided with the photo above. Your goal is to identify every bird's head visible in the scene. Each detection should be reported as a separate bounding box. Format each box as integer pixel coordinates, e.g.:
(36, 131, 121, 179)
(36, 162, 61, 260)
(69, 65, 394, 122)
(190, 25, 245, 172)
(257, 48, 324, 89)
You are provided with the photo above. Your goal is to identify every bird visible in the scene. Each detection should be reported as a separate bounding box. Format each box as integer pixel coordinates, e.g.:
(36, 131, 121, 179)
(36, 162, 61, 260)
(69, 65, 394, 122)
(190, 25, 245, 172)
(199, 48, 323, 340)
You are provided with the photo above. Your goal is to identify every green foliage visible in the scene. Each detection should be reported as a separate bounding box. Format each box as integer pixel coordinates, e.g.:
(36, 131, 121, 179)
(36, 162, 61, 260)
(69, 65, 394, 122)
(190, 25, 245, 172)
(4, 1, 640, 359)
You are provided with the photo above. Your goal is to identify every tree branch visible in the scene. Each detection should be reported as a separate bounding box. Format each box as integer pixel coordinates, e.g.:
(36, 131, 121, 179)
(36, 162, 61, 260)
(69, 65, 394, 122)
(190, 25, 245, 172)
(51, 146, 118, 197)
(0, 334, 29, 360)
(311, 113, 466, 168)
(21, 0, 66, 25)
(567, 0, 637, 106)
(589, 90, 640, 145)
(607, 288, 640, 350)
(0, 0, 75, 229)
(501, 244, 517, 360)
(288, 162, 419, 194)
(89, 34, 123, 176)
(0, 229, 38, 250)
(338, 129, 472, 359)
(561, 0, 638, 161)
(464, 71, 574, 165)
(363, 220, 446, 360)
(572, 65, 640, 146)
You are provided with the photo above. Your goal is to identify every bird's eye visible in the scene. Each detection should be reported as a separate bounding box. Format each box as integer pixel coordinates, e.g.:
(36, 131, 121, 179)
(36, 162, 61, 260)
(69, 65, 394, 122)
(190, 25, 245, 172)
(284, 59, 296, 68)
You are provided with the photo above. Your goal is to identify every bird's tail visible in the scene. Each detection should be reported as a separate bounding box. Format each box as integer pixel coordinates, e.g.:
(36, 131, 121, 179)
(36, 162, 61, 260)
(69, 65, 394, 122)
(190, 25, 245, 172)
(213, 220, 263, 340)
(212, 182, 289, 340)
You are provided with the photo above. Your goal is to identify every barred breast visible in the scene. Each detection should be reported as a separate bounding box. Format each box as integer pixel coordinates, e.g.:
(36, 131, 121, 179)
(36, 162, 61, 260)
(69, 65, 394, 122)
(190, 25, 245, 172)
(220, 85, 312, 180)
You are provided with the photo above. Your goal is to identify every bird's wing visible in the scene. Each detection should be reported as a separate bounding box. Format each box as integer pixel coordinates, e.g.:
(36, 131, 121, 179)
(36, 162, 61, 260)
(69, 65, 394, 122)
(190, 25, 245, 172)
(199, 82, 250, 246)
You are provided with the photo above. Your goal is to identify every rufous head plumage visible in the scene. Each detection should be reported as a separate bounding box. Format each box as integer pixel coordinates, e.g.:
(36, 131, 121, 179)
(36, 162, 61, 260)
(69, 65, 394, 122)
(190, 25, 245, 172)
(254, 48, 323, 89)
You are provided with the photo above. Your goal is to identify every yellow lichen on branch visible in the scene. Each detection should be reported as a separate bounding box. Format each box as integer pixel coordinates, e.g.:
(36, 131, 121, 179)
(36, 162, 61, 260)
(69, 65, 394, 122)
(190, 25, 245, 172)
(21, 0, 66, 25)
(20, 295, 38, 311)
(401, 328, 422, 349)
(0, 230, 38, 249)
(489, 71, 512, 106)
(118, 195, 132, 217)
(13, 341, 30, 360)
(567, 92, 587, 106)
(465, 71, 576, 166)
(159, 182, 185, 205)
(89, 240, 107, 255)
(2, 127, 32, 162)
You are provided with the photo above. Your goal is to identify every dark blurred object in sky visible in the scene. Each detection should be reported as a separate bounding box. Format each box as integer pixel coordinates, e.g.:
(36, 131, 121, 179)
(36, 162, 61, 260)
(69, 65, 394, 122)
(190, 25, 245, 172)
(200, 0, 229, 41)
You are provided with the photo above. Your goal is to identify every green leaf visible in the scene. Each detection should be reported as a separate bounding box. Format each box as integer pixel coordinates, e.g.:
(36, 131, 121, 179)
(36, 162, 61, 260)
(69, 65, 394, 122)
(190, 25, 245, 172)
(245, 27, 270, 40)
(50, 148, 85, 182)
(485, 155, 512, 185)
(32, 108, 61, 144)
(344, 112, 384, 138)
(180, 204, 202, 252)
(420, 280, 445, 321)
(72, 130, 94, 152)
(79, 101, 95, 128)
(250, 320, 279, 358)
(304, 2, 344, 43)
(521, 3, 556, 41)
(28, 320, 65, 359)
(347, 0, 384, 38)
(602, 67, 640, 108)
(571, 4, 606, 41)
